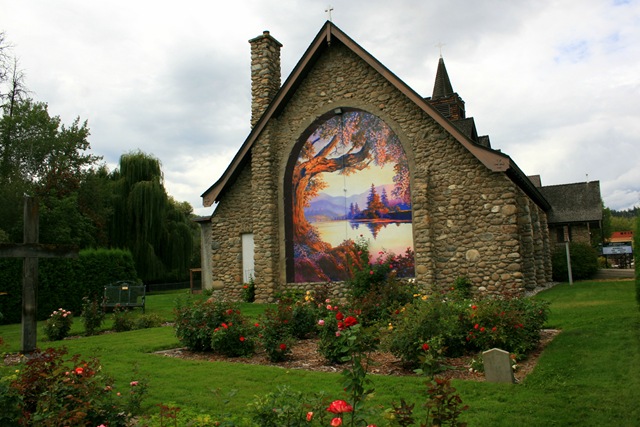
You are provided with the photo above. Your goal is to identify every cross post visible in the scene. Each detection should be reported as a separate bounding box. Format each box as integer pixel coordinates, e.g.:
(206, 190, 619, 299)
(0, 196, 78, 353)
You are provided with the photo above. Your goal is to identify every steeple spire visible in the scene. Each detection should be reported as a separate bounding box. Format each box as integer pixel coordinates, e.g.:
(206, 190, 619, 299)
(432, 57, 454, 99)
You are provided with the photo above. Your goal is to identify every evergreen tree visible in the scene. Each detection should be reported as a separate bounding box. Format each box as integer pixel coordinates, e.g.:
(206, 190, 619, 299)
(365, 184, 386, 218)
(381, 187, 389, 208)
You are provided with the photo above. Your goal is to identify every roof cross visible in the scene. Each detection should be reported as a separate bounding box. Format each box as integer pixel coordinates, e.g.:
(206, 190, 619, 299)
(325, 5, 334, 22)
(435, 42, 446, 57)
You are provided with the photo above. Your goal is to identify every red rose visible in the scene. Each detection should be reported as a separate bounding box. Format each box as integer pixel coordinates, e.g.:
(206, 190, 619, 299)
(343, 316, 358, 328)
(331, 418, 342, 427)
(422, 343, 429, 351)
(280, 343, 287, 351)
(327, 399, 353, 414)
(239, 336, 245, 342)
(336, 312, 344, 321)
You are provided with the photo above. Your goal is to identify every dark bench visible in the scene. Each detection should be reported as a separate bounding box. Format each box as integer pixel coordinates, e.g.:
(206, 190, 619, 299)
(102, 281, 146, 313)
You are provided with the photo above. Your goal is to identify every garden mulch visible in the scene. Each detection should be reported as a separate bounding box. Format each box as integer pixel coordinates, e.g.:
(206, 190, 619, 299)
(153, 328, 560, 382)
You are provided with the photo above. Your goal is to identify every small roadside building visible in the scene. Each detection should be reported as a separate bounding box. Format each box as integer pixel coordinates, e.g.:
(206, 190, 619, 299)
(535, 180, 603, 246)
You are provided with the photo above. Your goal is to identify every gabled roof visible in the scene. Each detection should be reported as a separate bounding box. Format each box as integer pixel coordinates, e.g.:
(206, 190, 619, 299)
(538, 181, 603, 224)
(201, 21, 547, 210)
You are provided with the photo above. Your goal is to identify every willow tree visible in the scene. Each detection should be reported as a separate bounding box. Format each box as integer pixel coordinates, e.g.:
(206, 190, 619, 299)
(109, 151, 194, 282)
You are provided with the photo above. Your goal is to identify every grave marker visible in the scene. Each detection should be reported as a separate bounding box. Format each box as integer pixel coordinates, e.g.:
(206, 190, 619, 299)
(0, 196, 78, 353)
(482, 348, 515, 383)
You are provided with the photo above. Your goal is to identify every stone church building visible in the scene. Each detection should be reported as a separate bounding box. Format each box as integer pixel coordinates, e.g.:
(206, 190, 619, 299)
(199, 22, 579, 303)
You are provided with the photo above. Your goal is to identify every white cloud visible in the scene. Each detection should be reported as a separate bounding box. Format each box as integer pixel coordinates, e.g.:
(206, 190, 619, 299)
(2, 0, 639, 213)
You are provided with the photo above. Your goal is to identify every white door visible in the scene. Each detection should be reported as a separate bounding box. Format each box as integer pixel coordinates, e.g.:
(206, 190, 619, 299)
(241, 233, 255, 283)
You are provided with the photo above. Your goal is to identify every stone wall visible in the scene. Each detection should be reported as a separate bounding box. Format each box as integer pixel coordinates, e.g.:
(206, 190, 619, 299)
(208, 163, 254, 301)
(208, 41, 552, 301)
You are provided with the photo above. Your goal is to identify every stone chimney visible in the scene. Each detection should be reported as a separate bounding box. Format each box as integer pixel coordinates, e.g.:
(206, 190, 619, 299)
(249, 30, 282, 127)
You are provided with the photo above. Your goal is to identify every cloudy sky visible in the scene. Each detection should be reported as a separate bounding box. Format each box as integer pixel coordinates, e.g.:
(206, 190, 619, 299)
(3, 0, 639, 215)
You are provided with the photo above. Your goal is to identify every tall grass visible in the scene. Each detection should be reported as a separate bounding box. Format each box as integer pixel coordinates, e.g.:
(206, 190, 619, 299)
(1, 281, 639, 426)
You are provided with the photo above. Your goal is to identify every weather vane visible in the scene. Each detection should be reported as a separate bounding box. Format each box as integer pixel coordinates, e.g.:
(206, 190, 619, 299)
(326, 5, 334, 22)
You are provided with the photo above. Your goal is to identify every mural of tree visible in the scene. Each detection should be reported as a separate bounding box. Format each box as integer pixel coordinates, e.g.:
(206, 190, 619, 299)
(290, 110, 413, 282)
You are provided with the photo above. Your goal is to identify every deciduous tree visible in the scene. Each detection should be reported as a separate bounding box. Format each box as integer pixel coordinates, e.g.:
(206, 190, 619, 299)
(108, 151, 195, 282)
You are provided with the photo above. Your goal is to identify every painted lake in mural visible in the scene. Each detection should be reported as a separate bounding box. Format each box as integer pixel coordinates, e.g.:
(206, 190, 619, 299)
(314, 220, 413, 260)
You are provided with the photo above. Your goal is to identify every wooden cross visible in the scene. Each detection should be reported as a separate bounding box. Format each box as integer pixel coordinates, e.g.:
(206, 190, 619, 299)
(0, 196, 78, 353)
(325, 5, 334, 22)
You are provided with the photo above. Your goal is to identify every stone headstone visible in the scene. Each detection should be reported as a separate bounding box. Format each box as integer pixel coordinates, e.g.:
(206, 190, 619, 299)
(483, 348, 515, 383)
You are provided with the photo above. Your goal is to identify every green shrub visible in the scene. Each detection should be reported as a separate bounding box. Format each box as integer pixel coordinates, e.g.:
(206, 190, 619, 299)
(388, 378, 469, 427)
(317, 310, 378, 364)
(3, 347, 145, 426)
(112, 305, 135, 332)
(134, 313, 163, 329)
(210, 309, 257, 357)
(465, 297, 550, 356)
(384, 294, 550, 367)
(173, 297, 231, 351)
(0, 248, 138, 325)
(242, 277, 256, 303)
(384, 296, 470, 368)
(247, 386, 331, 427)
(81, 296, 105, 336)
(551, 242, 599, 281)
(42, 308, 73, 341)
(345, 242, 416, 326)
(290, 297, 321, 339)
(259, 306, 296, 362)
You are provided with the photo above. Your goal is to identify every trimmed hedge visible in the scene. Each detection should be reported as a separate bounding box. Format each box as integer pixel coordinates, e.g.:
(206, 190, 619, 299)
(551, 242, 599, 282)
(0, 248, 138, 325)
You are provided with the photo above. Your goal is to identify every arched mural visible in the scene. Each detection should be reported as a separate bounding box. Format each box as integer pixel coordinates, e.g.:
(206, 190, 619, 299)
(287, 109, 414, 283)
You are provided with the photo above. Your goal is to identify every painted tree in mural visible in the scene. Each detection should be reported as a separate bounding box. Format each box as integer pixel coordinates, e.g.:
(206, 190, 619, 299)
(291, 110, 412, 282)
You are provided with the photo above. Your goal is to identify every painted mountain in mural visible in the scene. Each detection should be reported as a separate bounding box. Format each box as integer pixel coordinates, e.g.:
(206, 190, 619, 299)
(304, 184, 409, 222)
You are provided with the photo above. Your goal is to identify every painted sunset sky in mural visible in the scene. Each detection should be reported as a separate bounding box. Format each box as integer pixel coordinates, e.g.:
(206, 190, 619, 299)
(291, 110, 415, 283)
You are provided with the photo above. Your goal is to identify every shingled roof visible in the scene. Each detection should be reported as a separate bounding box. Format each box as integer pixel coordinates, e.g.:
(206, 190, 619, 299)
(538, 181, 603, 224)
(432, 57, 454, 99)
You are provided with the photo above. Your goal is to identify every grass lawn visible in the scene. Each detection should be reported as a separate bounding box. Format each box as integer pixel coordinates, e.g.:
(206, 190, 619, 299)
(1, 281, 639, 426)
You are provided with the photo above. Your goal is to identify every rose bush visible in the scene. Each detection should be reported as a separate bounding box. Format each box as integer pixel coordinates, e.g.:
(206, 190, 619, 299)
(1, 347, 146, 426)
(43, 308, 73, 341)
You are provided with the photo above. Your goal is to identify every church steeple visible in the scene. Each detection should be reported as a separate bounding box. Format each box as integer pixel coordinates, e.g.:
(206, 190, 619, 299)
(428, 56, 465, 121)
(432, 57, 454, 99)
